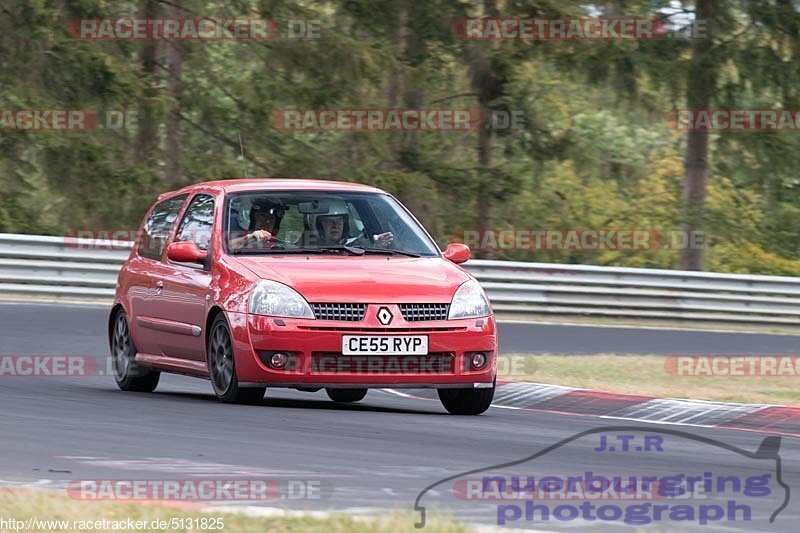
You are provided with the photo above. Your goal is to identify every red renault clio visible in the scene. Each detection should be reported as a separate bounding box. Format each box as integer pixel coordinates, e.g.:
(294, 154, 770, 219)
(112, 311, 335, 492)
(109, 179, 497, 414)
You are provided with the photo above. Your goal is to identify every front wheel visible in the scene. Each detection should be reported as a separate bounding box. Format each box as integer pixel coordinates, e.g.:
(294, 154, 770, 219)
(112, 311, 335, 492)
(207, 314, 265, 404)
(326, 388, 367, 403)
(438, 384, 495, 415)
(111, 310, 160, 392)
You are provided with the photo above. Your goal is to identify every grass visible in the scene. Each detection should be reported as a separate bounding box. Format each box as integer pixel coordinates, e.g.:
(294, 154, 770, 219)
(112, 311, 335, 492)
(0, 489, 467, 533)
(497, 353, 800, 405)
(495, 314, 800, 335)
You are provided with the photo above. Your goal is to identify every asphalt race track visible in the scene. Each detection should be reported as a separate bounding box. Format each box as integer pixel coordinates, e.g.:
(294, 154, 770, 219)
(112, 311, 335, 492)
(2, 301, 800, 531)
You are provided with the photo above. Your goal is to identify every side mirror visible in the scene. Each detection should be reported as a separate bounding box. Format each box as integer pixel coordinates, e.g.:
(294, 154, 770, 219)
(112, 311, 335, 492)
(443, 243, 471, 264)
(166, 241, 208, 264)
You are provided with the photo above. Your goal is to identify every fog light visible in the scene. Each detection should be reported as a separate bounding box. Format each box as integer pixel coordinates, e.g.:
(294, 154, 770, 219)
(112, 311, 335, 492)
(471, 352, 487, 369)
(270, 352, 288, 369)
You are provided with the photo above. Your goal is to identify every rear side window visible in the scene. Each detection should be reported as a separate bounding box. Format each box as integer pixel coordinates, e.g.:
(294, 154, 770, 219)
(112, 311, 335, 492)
(138, 195, 187, 260)
(175, 194, 215, 251)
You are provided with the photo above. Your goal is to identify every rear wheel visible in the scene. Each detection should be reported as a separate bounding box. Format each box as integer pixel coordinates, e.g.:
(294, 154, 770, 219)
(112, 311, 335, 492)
(326, 388, 367, 403)
(207, 314, 265, 404)
(438, 383, 495, 415)
(111, 310, 160, 392)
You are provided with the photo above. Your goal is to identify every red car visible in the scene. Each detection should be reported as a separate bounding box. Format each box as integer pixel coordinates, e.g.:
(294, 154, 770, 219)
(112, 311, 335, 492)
(109, 179, 497, 414)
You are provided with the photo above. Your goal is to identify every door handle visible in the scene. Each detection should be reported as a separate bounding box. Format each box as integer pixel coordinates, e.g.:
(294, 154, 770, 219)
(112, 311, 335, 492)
(155, 280, 164, 294)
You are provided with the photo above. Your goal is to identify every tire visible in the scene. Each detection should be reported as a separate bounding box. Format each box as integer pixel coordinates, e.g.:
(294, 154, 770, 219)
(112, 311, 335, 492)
(207, 314, 265, 404)
(326, 388, 367, 403)
(438, 383, 495, 415)
(111, 309, 160, 392)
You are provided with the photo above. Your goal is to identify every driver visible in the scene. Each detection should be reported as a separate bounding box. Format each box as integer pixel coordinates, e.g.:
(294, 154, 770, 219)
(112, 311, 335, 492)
(229, 198, 284, 250)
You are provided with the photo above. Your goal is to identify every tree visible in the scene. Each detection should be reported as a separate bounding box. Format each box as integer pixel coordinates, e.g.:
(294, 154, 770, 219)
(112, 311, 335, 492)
(681, 0, 716, 270)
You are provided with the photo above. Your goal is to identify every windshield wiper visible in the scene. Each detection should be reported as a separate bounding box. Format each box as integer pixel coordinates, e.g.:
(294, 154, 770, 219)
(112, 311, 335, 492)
(233, 245, 417, 257)
(360, 248, 421, 258)
(230, 244, 291, 255)
(310, 245, 366, 255)
(232, 246, 364, 256)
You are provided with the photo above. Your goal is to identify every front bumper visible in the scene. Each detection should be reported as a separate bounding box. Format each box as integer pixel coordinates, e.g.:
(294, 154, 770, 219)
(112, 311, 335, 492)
(228, 310, 497, 387)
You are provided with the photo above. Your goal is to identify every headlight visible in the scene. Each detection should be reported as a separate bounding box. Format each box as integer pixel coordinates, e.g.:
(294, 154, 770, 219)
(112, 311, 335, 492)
(249, 280, 315, 319)
(448, 279, 490, 319)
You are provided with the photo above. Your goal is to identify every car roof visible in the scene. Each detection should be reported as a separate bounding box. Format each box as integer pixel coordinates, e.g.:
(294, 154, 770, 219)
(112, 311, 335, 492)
(160, 178, 385, 200)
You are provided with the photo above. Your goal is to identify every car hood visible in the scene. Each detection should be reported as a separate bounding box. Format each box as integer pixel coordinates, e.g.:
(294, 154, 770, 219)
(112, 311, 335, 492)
(233, 255, 471, 302)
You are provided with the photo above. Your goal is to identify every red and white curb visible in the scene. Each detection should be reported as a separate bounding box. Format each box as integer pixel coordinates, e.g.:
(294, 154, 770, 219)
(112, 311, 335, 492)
(388, 382, 800, 436)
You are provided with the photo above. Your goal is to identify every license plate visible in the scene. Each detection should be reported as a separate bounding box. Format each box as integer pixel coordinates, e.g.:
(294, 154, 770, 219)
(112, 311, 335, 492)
(342, 335, 428, 355)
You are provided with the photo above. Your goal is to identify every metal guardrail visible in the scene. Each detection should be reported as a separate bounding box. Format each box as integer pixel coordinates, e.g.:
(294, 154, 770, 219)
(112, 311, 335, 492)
(468, 260, 800, 325)
(1, 233, 799, 325)
(0, 233, 128, 298)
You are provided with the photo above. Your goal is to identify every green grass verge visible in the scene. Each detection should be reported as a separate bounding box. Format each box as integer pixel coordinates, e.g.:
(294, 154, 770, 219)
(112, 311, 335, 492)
(498, 353, 800, 405)
(0, 490, 467, 533)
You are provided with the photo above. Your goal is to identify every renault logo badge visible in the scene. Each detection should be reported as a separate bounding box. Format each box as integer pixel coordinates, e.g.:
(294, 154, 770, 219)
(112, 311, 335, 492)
(377, 307, 393, 325)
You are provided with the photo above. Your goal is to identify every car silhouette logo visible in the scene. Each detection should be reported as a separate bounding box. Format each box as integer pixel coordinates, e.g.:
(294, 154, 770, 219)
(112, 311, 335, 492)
(377, 307, 393, 325)
(413, 426, 790, 528)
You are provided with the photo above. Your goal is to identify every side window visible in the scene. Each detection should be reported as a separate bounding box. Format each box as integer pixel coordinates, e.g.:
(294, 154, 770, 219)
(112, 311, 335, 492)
(139, 195, 187, 260)
(175, 194, 215, 251)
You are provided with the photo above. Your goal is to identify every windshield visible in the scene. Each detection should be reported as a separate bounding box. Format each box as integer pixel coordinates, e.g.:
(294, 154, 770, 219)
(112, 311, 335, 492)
(224, 190, 440, 257)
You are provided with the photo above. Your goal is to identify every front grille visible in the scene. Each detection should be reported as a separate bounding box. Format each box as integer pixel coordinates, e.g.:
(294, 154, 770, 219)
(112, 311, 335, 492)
(399, 303, 450, 322)
(298, 326, 466, 333)
(309, 303, 450, 322)
(310, 303, 366, 321)
(310, 352, 455, 374)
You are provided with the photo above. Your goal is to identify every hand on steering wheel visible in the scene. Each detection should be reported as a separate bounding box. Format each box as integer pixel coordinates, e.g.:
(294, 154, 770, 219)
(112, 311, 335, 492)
(250, 229, 274, 243)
